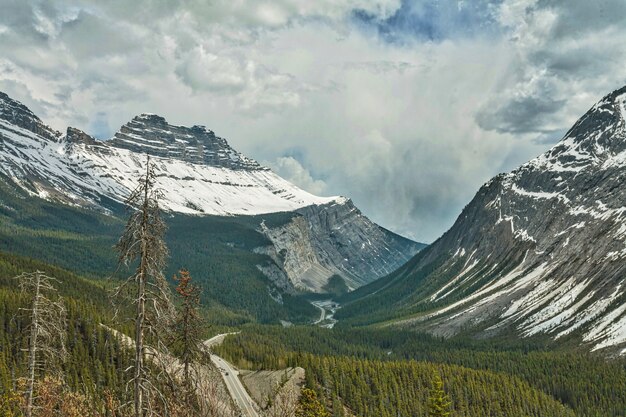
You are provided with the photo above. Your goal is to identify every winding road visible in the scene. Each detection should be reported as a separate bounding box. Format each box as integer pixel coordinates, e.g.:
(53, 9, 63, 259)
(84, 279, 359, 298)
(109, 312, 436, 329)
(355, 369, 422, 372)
(204, 334, 259, 417)
(311, 300, 339, 328)
(313, 303, 326, 324)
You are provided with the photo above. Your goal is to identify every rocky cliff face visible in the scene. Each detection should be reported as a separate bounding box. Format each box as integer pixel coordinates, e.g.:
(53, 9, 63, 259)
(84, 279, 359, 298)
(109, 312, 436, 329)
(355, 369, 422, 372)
(341, 86, 626, 355)
(108, 114, 262, 170)
(0, 92, 60, 142)
(257, 198, 423, 292)
(0, 91, 421, 293)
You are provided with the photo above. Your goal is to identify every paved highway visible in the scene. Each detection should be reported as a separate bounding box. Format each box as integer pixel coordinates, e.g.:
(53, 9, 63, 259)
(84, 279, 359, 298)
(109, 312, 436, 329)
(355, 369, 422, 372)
(311, 300, 339, 328)
(204, 334, 259, 417)
(313, 303, 326, 324)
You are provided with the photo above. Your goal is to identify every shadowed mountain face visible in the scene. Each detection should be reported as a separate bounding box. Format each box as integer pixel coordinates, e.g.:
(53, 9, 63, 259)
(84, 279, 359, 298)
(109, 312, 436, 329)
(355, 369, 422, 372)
(0, 91, 422, 295)
(339, 86, 626, 355)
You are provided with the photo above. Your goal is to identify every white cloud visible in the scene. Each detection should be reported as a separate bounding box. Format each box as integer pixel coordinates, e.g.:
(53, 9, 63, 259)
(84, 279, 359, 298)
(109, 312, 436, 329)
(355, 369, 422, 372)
(176, 47, 248, 93)
(479, 0, 626, 135)
(0, 0, 625, 242)
(269, 157, 328, 196)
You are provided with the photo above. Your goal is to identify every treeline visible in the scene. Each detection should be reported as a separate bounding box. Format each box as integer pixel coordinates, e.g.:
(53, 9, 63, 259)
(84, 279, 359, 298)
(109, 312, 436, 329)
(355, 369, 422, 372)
(0, 176, 317, 324)
(0, 161, 235, 416)
(0, 251, 135, 415)
(214, 326, 626, 417)
(299, 354, 574, 417)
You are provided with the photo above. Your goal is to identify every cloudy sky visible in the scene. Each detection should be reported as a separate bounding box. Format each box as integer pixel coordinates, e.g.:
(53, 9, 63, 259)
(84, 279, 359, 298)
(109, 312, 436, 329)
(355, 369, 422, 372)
(1, 0, 625, 242)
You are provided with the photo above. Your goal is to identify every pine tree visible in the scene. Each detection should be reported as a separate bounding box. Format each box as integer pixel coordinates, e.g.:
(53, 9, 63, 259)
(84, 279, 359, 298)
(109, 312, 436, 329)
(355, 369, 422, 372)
(113, 155, 174, 417)
(297, 388, 329, 417)
(170, 269, 204, 399)
(427, 372, 451, 417)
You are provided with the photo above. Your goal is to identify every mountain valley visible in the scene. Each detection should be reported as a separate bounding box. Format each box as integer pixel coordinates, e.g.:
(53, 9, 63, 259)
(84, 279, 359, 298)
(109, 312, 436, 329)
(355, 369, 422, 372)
(338, 86, 626, 357)
(0, 91, 422, 323)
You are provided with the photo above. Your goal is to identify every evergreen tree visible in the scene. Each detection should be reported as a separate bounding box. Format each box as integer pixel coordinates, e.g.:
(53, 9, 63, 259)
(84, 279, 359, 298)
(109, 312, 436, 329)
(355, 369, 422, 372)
(170, 269, 204, 401)
(297, 388, 329, 417)
(427, 372, 451, 417)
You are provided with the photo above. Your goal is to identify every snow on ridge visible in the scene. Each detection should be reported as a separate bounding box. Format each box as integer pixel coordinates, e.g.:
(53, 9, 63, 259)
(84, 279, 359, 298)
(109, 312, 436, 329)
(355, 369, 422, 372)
(0, 116, 341, 217)
(617, 93, 626, 125)
(70, 142, 340, 215)
(425, 257, 539, 320)
(555, 282, 623, 340)
(517, 277, 592, 337)
(429, 257, 479, 302)
(586, 301, 626, 352)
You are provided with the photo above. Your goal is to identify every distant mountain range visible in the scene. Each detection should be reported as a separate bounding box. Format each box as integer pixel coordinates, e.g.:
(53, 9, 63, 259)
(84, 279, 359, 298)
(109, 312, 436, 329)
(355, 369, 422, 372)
(339, 86, 626, 356)
(0, 91, 422, 304)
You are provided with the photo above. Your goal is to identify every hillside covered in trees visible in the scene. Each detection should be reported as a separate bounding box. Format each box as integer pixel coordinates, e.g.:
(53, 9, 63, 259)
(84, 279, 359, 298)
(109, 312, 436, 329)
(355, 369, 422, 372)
(215, 326, 626, 417)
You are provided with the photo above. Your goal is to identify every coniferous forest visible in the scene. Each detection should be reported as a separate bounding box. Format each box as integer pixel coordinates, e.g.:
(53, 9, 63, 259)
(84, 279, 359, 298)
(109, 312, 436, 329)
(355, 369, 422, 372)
(214, 326, 626, 417)
(2, 6, 626, 414)
(0, 164, 625, 416)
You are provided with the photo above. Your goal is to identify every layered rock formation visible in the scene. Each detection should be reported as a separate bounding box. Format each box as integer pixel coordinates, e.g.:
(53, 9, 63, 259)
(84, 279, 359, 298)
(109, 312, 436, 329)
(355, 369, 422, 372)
(0, 91, 421, 293)
(340, 86, 626, 354)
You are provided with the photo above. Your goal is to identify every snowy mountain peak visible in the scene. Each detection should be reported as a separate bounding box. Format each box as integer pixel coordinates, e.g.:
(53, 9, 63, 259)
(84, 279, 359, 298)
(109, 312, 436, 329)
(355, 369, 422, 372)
(0, 90, 340, 216)
(526, 85, 626, 174)
(351, 86, 626, 354)
(108, 113, 263, 170)
(0, 92, 61, 142)
(65, 126, 99, 146)
(0, 90, 422, 294)
(565, 85, 626, 143)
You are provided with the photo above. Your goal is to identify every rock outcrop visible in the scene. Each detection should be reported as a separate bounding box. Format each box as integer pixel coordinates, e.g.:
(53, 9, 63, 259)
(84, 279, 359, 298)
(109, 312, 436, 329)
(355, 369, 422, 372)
(341, 86, 626, 355)
(0, 91, 422, 293)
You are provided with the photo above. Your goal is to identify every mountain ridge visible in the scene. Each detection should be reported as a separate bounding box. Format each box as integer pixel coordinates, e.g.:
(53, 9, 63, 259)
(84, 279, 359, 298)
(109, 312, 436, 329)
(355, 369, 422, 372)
(338, 85, 626, 355)
(0, 91, 422, 296)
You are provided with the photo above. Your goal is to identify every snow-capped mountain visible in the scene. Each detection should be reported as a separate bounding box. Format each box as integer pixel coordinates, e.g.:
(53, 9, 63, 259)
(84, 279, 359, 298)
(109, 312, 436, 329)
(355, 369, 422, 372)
(340, 86, 626, 355)
(0, 95, 335, 215)
(0, 91, 421, 292)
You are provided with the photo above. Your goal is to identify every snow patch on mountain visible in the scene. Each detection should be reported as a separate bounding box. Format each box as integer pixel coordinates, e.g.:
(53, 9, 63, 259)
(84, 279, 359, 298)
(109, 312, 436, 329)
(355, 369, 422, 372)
(0, 91, 422, 294)
(0, 106, 339, 216)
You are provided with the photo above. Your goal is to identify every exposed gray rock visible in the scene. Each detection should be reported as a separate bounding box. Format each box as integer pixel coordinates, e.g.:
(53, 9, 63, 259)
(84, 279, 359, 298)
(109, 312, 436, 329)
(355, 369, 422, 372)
(0, 92, 60, 142)
(0, 90, 422, 295)
(257, 198, 424, 292)
(66, 127, 99, 146)
(347, 86, 626, 354)
(298, 198, 422, 288)
(108, 113, 262, 170)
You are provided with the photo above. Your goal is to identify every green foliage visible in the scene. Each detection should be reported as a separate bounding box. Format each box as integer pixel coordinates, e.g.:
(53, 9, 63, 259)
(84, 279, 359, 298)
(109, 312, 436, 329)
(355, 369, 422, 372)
(428, 372, 451, 417)
(322, 275, 349, 297)
(0, 178, 316, 324)
(297, 388, 329, 417)
(214, 325, 626, 417)
(0, 251, 134, 413)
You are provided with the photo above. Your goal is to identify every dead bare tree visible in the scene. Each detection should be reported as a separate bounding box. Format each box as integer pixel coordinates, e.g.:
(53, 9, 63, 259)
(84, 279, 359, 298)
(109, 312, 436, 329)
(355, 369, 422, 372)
(113, 155, 174, 417)
(195, 361, 238, 417)
(16, 271, 67, 417)
(265, 381, 300, 417)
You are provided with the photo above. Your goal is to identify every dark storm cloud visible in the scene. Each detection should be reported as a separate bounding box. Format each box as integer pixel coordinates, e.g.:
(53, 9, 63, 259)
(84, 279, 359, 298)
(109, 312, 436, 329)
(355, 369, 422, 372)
(476, 0, 626, 135)
(476, 92, 567, 134)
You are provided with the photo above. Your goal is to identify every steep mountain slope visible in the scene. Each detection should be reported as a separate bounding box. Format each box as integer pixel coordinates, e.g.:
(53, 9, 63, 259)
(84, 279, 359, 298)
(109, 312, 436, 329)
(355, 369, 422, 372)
(338, 86, 626, 355)
(0, 91, 421, 297)
(0, 98, 335, 215)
